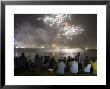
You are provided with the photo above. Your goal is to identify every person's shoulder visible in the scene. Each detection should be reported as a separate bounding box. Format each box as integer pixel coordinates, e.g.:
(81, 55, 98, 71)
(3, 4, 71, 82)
(19, 56, 21, 58)
(88, 63, 91, 66)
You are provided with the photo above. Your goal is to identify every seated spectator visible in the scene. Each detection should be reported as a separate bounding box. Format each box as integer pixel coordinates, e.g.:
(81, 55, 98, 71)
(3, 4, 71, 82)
(91, 58, 97, 75)
(83, 60, 91, 73)
(56, 60, 66, 75)
(70, 60, 78, 73)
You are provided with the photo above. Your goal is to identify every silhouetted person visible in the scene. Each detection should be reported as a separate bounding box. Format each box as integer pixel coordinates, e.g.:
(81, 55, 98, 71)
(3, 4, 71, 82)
(74, 56, 77, 62)
(27, 55, 32, 70)
(49, 57, 55, 69)
(63, 57, 66, 64)
(44, 56, 50, 64)
(35, 54, 39, 60)
(67, 56, 71, 65)
(77, 52, 80, 62)
(85, 55, 89, 62)
(19, 52, 27, 68)
(40, 56, 44, 64)
(35, 54, 43, 67)
(14, 56, 19, 69)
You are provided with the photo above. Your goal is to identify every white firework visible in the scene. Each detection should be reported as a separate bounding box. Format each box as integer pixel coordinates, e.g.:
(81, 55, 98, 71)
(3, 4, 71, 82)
(37, 14, 85, 40)
(59, 25, 85, 39)
(43, 14, 71, 27)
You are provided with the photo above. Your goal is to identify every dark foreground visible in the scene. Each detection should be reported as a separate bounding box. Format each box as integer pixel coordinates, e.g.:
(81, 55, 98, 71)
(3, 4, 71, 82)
(14, 66, 96, 76)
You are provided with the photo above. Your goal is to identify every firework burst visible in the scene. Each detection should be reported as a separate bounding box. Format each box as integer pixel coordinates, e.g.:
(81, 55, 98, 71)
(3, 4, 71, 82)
(38, 14, 86, 40)
(43, 14, 71, 27)
(59, 25, 85, 39)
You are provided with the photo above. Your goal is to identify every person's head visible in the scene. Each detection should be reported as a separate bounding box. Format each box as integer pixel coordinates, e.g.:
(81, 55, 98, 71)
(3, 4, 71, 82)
(64, 57, 66, 60)
(62, 59, 65, 63)
(71, 58, 74, 61)
(51, 56, 55, 59)
(58, 59, 61, 63)
(78, 52, 80, 55)
(21, 52, 24, 56)
(40, 56, 43, 59)
(75, 55, 77, 59)
(92, 58, 96, 62)
(85, 55, 88, 58)
(68, 56, 70, 59)
(14, 56, 18, 59)
(35, 54, 39, 57)
(84, 59, 90, 67)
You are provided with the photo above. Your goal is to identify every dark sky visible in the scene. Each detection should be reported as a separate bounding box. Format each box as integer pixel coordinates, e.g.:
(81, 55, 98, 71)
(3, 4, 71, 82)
(14, 14, 97, 49)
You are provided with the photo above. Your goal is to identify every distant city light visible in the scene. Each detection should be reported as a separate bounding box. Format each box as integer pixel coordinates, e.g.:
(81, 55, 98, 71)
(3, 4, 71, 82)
(85, 47, 88, 50)
(41, 46, 45, 48)
(52, 44, 56, 47)
(16, 47, 18, 48)
(62, 48, 82, 53)
(21, 46, 25, 48)
(65, 47, 68, 49)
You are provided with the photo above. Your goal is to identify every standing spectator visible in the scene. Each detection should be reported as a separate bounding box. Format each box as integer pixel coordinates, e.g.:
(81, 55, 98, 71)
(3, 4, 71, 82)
(19, 52, 27, 68)
(49, 56, 55, 69)
(35, 54, 40, 67)
(27, 55, 32, 70)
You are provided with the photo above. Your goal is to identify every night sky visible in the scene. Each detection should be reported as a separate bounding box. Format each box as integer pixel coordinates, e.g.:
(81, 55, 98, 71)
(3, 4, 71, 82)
(14, 14, 97, 49)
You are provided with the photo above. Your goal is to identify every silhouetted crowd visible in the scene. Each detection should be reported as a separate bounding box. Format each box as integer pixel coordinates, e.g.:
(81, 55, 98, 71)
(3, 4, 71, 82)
(14, 52, 97, 75)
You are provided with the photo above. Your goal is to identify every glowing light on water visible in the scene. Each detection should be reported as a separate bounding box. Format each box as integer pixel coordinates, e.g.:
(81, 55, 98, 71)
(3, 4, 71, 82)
(44, 48, 82, 53)
(62, 48, 82, 53)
